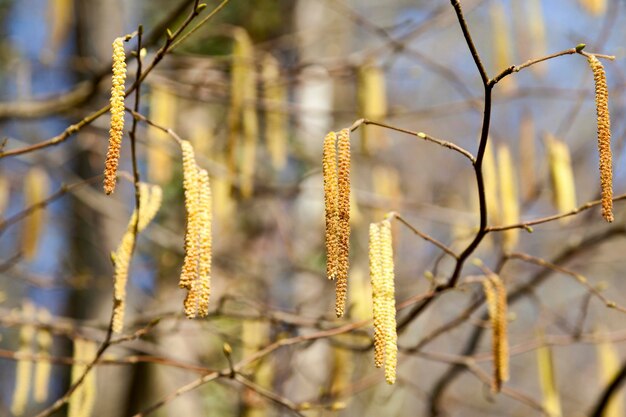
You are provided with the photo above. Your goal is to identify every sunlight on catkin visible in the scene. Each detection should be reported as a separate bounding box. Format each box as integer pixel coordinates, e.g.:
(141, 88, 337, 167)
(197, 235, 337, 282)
(580, 0, 607, 16)
(11, 302, 36, 416)
(68, 338, 97, 417)
(358, 60, 387, 153)
(22, 167, 50, 261)
(147, 85, 176, 184)
(323, 131, 339, 280)
(588, 54, 613, 222)
(483, 140, 500, 225)
(597, 333, 623, 417)
(527, 0, 547, 76)
(262, 54, 288, 170)
(482, 275, 508, 392)
(34, 309, 52, 403)
(335, 128, 351, 317)
(380, 219, 397, 384)
(490, 2, 516, 90)
(196, 169, 212, 317)
(369, 222, 385, 368)
(536, 342, 562, 417)
(104, 37, 127, 195)
(112, 183, 162, 333)
(497, 145, 519, 252)
(180, 140, 200, 291)
(519, 111, 536, 200)
(545, 134, 577, 220)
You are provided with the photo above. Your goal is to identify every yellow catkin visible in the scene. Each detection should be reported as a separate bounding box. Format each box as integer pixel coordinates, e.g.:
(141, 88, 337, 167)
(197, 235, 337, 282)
(335, 128, 351, 318)
(212, 157, 235, 222)
(226, 28, 254, 183)
(497, 145, 520, 252)
(490, 2, 516, 90)
(380, 219, 397, 385)
(597, 334, 623, 417)
(195, 168, 212, 317)
(537, 342, 562, 417)
(482, 274, 509, 392)
(34, 309, 52, 403)
(112, 183, 162, 333)
(483, 139, 500, 225)
(580, 0, 607, 16)
(0, 174, 9, 217)
(240, 58, 259, 199)
(323, 131, 339, 280)
(262, 54, 288, 170)
(68, 339, 97, 417)
(147, 86, 176, 184)
(545, 134, 577, 219)
(104, 37, 127, 195)
(358, 61, 387, 153)
(11, 302, 36, 416)
(588, 55, 613, 222)
(45, 0, 73, 61)
(527, 0, 548, 76)
(371, 166, 401, 221)
(179, 141, 200, 290)
(22, 167, 50, 261)
(349, 267, 372, 323)
(369, 222, 385, 368)
(519, 111, 536, 200)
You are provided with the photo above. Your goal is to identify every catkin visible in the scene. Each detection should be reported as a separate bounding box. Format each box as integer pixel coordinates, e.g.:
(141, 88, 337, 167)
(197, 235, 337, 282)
(483, 140, 500, 225)
(112, 183, 162, 333)
(147, 86, 176, 184)
(22, 167, 50, 261)
(358, 61, 387, 152)
(597, 334, 623, 417)
(0, 174, 9, 217)
(262, 54, 288, 170)
(34, 309, 52, 403)
(104, 37, 127, 195)
(195, 168, 212, 317)
(588, 55, 613, 222)
(179, 141, 200, 290)
(68, 338, 97, 417)
(497, 145, 520, 251)
(519, 111, 536, 200)
(369, 222, 385, 368)
(482, 274, 509, 392)
(536, 342, 562, 417)
(527, 0, 547, 76)
(11, 302, 36, 416)
(335, 128, 351, 318)
(323, 131, 339, 280)
(545, 134, 577, 219)
(490, 1, 516, 90)
(380, 219, 397, 384)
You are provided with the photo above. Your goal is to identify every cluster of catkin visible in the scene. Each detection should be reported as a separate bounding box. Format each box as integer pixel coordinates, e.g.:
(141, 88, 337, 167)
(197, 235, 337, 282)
(112, 183, 162, 333)
(588, 54, 613, 223)
(104, 37, 127, 195)
(323, 129, 351, 317)
(482, 274, 509, 392)
(369, 219, 398, 384)
(179, 140, 213, 318)
(11, 304, 54, 416)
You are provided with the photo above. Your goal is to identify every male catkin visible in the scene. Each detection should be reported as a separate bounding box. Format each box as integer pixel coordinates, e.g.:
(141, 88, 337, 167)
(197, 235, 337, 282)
(104, 37, 127, 195)
(588, 54, 613, 222)
(369, 222, 385, 368)
(335, 128, 351, 317)
(22, 167, 49, 261)
(323, 131, 339, 280)
(380, 219, 397, 384)
(195, 168, 212, 317)
(497, 145, 520, 251)
(482, 274, 509, 392)
(179, 141, 200, 290)
(11, 302, 36, 416)
(263, 54, 288, 170)
(34, 309, 52, 403)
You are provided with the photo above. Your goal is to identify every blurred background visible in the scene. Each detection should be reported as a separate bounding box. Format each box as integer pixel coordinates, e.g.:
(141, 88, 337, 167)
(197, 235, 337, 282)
(1, 0, 626, 416)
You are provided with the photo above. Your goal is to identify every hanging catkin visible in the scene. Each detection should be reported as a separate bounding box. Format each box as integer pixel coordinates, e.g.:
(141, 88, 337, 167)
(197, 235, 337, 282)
(195, 168, 212, 318)
(588, 54, 613, 222)
(68, 338, 97, 417)
(11, 302, 36, 416)
(147, 85, 176, 184)
(358, 61, 387, 153)
(34, 309, 52, 403)
(483, 140, 500, 225)
(519, 111, 536, 200)
(335, 128, 351, 317)
(497, 145, 520, 251)
(545, 134, 577, 219)
(536, 341, 562, 417)
(380, 219, 397, 384)
(179, 140, 200, 290)
(482, 274, 509, 392)
(597, 332, 624, 417)
(369, 222, 385, 368)
(323, 131, 339, 280)
(112, 183, 162, 333)
(104, 37, 127, 195)
(527, 0, 547, 76)
(262, 53, 288, 170)
(22, 167, 50, 261)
